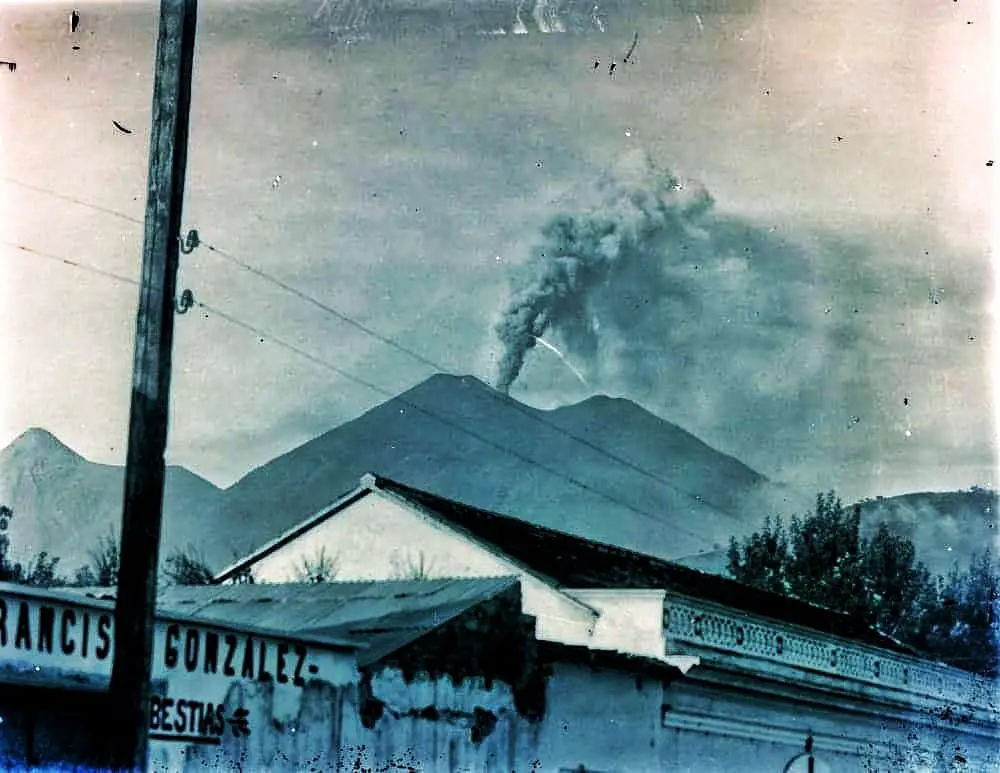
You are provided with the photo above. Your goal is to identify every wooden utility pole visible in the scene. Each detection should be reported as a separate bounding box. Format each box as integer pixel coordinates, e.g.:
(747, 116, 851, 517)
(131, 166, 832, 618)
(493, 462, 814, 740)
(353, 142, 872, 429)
(107, 0, 198, 771)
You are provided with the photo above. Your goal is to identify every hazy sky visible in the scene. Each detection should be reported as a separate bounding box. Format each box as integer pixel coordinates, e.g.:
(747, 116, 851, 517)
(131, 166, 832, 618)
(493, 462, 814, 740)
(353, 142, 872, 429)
(0, 0, 996, 504)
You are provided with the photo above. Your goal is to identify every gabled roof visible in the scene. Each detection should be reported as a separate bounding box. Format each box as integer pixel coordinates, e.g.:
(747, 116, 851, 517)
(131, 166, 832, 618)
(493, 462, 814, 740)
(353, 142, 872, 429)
(218, 473, 918, 656)
(75, 577, 520, 667)
(385, 478, 924, 655)
(214, 481, 373, 582)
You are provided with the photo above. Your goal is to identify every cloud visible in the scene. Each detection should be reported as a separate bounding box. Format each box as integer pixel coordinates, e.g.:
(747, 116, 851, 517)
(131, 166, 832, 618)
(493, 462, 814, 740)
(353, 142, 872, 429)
(495, 150, 996, 498)
(493, 149, 828, 396)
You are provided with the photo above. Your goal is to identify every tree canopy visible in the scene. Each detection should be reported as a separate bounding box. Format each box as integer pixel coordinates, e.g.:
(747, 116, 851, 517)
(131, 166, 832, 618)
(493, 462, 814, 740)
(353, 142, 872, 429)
(0, 508, 216, 589)
(728, 491, 999, 677)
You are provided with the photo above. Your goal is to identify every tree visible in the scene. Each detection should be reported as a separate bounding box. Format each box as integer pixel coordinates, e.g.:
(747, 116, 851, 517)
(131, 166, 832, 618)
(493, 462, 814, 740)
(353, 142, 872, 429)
(910, 564, 968, 664)
(0, 505, 69, 587)
(389, 550, 435, 581)
(952, 549, 999, 676)
(293, 547, 339, 583)
(0, 533, 25, 582)
(727, 490, 1000, 678)
(163, 547, 216, 586)
(786, 492, 868, 620)
(0, 506, 25, 582)
(74, 530, 120, 587)
(861, 522, 925, 639)
(22, 551, 64, 588)
(727, 515, 790, 596)
(730, 491, 922, 630)
(227, 547, 256, 584)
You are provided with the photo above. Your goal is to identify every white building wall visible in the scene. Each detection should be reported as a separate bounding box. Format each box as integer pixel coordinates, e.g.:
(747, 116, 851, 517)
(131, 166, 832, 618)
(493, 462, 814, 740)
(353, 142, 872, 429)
(148, 618, 354, 772)
(347, 668, 527, 772)
(659, 730, 858, 773)
(351, 662, 665, 773)
(660, 666, 1000, 773)
(340, 657, 1000, 773)
(537, 662, 664, 773)
(146, 615, 356, 772)
(248, 493, 600, 648)
(564, 589, 666, 659)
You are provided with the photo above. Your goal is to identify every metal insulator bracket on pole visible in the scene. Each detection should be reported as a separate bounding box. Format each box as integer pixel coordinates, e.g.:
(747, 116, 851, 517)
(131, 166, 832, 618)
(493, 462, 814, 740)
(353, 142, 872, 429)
(176, 230, 198, 314)
(179, 228, 200, 254)
(175, 288, 195, 314)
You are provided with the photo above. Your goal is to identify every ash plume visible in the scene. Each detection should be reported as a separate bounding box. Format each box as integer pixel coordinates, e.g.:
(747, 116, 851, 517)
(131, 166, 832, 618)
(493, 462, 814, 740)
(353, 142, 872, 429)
(493, 149, 713, 393)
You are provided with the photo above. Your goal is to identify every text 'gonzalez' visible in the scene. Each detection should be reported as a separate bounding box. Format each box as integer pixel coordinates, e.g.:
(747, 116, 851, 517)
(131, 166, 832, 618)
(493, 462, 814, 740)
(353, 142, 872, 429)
(162, 623, 316, 686)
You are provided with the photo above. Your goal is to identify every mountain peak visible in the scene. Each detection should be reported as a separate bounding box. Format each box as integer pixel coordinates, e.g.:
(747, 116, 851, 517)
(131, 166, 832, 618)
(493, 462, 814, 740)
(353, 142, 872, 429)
(407, 373, 500, 396)
(4, 427, 80, 460)
(572, 393, 643, 412)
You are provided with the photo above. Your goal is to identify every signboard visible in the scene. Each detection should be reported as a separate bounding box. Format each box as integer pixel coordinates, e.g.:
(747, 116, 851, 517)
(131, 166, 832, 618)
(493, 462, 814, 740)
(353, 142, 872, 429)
(0, 593, 323, 687)
(0, 593, 113, 665)
(149, 696, 251, 745)
(161, 621, 314, 686)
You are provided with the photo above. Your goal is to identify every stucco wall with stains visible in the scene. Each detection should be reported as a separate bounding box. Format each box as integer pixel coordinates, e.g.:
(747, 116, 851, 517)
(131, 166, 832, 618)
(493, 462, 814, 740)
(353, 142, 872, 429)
(0, 586, 358, 772)
(348, 661, 998, 773)
(143, 619, 356, 772)
(344, 661, 666, 773)
(173, 678, 357, 772)
(659, 668, 1000, 773)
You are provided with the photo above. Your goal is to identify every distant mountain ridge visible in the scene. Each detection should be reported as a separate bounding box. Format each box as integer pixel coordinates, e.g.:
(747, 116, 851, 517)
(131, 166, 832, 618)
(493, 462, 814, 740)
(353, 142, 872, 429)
(0, 428, 223, 575)
(857, 489, 999, 577)
(0, 375, 994, 578)
(213, 374, 781, 566)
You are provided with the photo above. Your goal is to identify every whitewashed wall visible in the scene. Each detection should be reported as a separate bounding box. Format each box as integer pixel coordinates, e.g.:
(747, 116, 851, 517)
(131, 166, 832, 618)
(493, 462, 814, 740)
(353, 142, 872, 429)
(345, 668, 527, 772)
(564, 589, 666, 659)
(339, 655, 999, 773)
(537, 662, 665, 773)
(248, 492, 602, 648)
(146, 616, 356, 772)
(660, 665, 1000, 773)
(349, 661, 666, 773)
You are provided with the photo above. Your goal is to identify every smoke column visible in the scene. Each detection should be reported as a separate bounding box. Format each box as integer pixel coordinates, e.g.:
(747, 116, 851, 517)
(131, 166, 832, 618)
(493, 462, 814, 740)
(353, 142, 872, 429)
(493, 149, 713, 393)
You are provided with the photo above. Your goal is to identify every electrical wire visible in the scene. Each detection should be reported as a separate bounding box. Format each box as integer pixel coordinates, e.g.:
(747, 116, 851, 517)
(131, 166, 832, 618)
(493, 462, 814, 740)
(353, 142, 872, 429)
(2, 178, 143, 226)
(1, 241, 140, 288)
(0, 176, 754, 532)
(1, 238, 721, 551)
(200, 237, 751, 528)
(203, 242, 443, 373)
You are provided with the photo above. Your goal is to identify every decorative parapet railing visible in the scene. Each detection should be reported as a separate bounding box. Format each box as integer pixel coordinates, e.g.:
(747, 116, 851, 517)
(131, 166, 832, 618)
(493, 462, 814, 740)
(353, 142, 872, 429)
(663, 595, 997, 713)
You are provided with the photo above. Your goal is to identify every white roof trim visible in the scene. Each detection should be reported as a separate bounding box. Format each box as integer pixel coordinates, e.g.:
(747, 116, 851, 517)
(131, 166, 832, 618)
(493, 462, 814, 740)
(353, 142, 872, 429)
(565, 588, 668, 600)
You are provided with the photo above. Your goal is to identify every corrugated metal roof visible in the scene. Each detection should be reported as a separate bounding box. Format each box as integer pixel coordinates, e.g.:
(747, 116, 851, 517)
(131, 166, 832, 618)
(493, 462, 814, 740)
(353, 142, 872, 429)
(70, 577, 520, 666)
(0, 580, 361, 651)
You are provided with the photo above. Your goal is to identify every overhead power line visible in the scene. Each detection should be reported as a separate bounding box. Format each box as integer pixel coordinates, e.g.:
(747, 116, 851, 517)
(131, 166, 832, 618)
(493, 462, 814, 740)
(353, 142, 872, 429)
(203, 241, 443, 374)
(1, 241, 141, 287)
(1, 239, 721, 551)
(0, 176, 752, 531)
(2, 177, 144, 226)
(196, 235, 749, 530)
